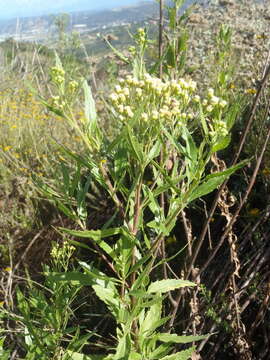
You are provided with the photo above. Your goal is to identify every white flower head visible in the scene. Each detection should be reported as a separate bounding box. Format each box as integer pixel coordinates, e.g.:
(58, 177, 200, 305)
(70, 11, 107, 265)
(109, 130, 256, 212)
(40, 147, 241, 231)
(194, 95, 200, 103)
(211, 96, 219, 105)
(115, 84, 122, 93)
(152, 110, 159, 120)
(219, 99, 227, 108)
(141, 112, 148, 121)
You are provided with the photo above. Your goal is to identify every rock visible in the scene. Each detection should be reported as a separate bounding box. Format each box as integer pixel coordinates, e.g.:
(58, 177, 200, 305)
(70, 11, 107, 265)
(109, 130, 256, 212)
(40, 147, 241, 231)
(219, 0, 235, 6)
(189, 13, 205, 24)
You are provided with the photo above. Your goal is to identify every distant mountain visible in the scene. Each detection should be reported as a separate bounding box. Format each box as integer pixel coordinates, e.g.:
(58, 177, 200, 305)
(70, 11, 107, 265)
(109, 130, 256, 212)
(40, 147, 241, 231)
(0, 0, 154, 20)
(0, 1, 159, 42)
(0, 0, 203, 42)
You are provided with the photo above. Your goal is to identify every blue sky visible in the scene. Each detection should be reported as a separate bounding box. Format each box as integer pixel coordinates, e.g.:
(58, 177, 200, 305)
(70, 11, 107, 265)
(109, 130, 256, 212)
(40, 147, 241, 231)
(0, 0, 153, 20)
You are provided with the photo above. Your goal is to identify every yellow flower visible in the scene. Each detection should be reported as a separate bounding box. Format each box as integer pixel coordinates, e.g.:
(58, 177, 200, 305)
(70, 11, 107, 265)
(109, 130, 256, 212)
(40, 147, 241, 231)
(262, 168, 270, 176)
(4, 267, 11, 272)
(248, 208, 260, 216)
(166, 235, 177, 245)
(245, 88, 257, 95)
(256, 34, 267, 40)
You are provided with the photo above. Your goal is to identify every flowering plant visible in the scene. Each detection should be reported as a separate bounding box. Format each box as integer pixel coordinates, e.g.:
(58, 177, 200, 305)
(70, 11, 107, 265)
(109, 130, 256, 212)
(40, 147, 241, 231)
(34, 24, 245, 360)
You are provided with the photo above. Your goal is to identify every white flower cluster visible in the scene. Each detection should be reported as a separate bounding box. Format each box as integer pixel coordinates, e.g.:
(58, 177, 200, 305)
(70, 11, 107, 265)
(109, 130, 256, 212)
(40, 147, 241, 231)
(136, 28, 147, 46)
(50, 66, 65, 85)
(68, 80, 79, 93)
(109, 74, 230, 140)
(212, 119, 228, 137)
(109, 73, 198, 124)
(51, 95, 67, 110)
(50, 241, 75, 263)
(202, 88, 227, 113)
(203, 88, 229, 138)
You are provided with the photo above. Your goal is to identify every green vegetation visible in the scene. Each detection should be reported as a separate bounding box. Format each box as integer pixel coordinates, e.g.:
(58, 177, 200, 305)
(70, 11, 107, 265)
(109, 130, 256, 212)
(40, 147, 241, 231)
(0, 0, 270, 359)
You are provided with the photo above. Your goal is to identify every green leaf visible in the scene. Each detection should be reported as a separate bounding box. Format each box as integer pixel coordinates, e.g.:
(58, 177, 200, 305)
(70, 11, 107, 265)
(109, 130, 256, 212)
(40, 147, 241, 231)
(146, 139, 162, 163)
(60, 227, 122, 240)
(128, 352, 141, 360)
(55, 51, 63, 70)
(63, 351, 106, 360)
(48, 272, 93, 286)
(126, 125, 144, 163)
(16, 288, 30, 317)
(0, 337, 10, 360)
(139, 297, 162, 336)
(147, 279, 195, 294)
(188, 160, 248, 203)
(162, 128, 191, 159)
(68, 239, 92, 250)
(114, 333, 131, 360)
(157, 333, 207, 344)
(83, 79, 101, 150)
(92, 284, 120, 316)
(116, 233, 135, 277)
(212, 135, 231, 153)
(182, 126, 197, 163)
(104, 37, 129, 64)
(149, 344, 170, 360)
(114, 146, 129, 181)
(188, 176, 226, 203)
(199, 104, 209, 139)
(24, 327, 33, 346)
(60, 227, 121, 258)
(150, 160, 185, 195)
(131, 260, 151, 292)
(160, 346, 196, 360)
(204, 160, 248, 181)
(78, 262, 120, 284)
(126, 252, 152, 277)
(166, 44, 176, 68)
(83, 80, 97, 125)
(76, 174, 91, 221)
(226, 100, 241, 131)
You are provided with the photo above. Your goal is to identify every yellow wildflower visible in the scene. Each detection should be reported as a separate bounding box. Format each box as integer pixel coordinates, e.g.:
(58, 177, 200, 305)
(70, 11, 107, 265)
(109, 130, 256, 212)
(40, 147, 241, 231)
(245, 88, 257, 95)
(248, 208, 260, 216)
(262, 168, 270, 176)
(166, 235, 177, 245)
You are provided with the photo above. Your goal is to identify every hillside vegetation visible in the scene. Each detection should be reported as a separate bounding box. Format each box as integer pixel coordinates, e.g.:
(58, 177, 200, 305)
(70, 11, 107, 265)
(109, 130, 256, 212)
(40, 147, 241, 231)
(0, 1, 270, 359)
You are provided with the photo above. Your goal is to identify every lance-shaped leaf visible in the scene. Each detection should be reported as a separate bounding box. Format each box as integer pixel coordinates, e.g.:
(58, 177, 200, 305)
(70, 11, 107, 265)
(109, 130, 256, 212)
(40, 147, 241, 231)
(63, 351, 106, 360)
(59, 227, 121, 259)
(188, 160, 248, 203)
(157, 333, 208, 344)
(160, 346, 196, 360)
(147, 279, 195, 294)
(83, 80, 96, 125)
(48, 272, 93, 286)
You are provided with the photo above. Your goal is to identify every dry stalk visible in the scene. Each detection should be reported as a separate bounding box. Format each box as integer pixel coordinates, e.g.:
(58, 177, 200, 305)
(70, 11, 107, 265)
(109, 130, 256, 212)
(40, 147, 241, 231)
(210, 154, 247, 355)
(197, 124, 270, 279)
(186, 57, 270, 282)
(158, 0, 164, 78)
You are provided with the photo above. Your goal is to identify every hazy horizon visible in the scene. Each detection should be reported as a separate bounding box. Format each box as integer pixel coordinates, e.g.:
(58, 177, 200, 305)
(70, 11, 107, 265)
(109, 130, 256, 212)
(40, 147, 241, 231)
(0, 0, 154, 20)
